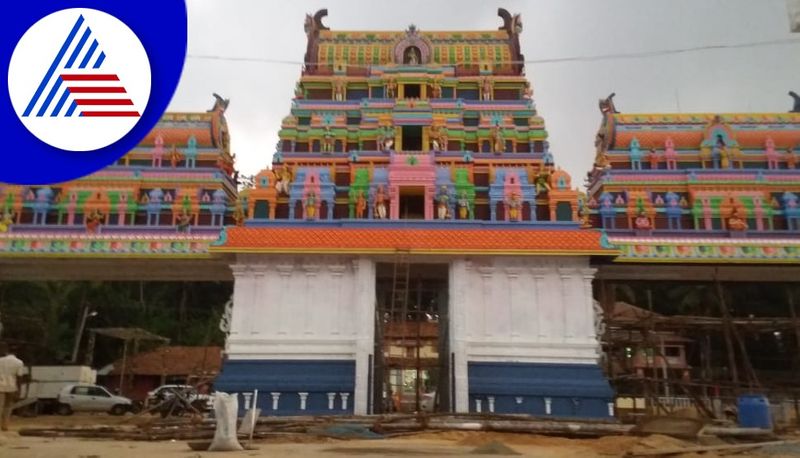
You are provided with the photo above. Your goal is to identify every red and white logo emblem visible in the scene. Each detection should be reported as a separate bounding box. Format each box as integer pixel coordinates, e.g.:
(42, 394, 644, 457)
(7, 8, 151, 151)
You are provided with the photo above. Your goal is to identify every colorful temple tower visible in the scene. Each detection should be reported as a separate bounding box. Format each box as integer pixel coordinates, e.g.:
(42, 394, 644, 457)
(0, 95, 239, 280)
(587, 94, 800, 264)
(211, 10, 615, 418)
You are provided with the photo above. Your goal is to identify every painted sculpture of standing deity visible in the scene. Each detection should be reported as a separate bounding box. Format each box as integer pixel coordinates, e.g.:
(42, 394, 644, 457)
(356, 191, 367, 219)
(593, 132, 610, 169)
(458, 191, 469, 219)
(507, 192, 522, 221)
(788, 148, 798, 169)
(491, 124, 505, 154)
(430, 78, 442, 98)
(481, 77, 493, 101)
(322, 126, 335, 153)
(304, 191, 317, 220)
(333, 79, 346, 101)
(275, 166, 292, 195)
(522, 82, 533, 100)
(634, 211, 652, 230)
(436, 186, 450, 219)
(374, 185, 388, 219)
(176, 211, 192, 232)
(385, 78, 397, 98)
(0, 211, 13, 233)
(728, 204, 748, 231)
(85, 209, 104, 233)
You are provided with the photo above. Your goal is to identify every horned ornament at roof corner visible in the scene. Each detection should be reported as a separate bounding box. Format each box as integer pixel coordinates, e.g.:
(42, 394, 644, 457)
(790, 91, 800, 113)
(209, 93, 230, 113)
(599, 93, 619, 114)
(304, 9, 329, 35)
(497, 8, 523, 34)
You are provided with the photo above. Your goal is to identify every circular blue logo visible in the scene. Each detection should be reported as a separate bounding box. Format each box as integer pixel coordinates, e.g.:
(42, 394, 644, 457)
(1, 0, 187, 184)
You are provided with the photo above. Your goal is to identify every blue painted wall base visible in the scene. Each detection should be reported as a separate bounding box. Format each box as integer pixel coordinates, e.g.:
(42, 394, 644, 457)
(214, 359, 355, 415)
(468, 362, 614, 419)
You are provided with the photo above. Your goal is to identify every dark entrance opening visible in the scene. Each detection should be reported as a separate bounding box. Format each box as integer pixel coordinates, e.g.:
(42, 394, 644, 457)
(374, 262, 450, 414)
(401, 126, 422, 151)
(399, 187, 425, 219)
(404, 84, 421, 99)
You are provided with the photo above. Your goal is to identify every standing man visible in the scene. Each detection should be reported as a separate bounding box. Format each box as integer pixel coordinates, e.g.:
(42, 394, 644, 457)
(0, 342, 24, 431)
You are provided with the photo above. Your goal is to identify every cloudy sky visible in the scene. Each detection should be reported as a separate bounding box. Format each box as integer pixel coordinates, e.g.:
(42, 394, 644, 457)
(169, 0, 800, 185)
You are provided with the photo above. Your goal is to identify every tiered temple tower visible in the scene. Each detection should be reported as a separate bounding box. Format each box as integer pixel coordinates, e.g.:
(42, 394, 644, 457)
(212, 10, 615, 418)
(0, 95, 238, 280)
(586, 94, 800, 264)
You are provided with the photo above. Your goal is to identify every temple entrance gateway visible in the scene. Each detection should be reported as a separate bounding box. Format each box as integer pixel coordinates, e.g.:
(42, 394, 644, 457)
(373, 262, 450, 413)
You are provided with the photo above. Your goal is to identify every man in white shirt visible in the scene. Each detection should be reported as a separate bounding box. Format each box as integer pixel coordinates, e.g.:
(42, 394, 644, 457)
(0, 342, 24, 431)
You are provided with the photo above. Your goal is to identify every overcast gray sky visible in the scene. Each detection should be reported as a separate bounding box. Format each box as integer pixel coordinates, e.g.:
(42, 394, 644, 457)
(168, 0, 800, 186)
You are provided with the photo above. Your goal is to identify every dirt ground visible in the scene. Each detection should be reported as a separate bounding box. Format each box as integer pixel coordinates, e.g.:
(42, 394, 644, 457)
(0, 414, 796, 457)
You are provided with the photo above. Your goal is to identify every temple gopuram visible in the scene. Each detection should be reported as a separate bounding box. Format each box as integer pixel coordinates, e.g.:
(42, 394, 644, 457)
(0, 95, 239, 281)
(588, 95, 800, 411)
(211, 9, 617, 417)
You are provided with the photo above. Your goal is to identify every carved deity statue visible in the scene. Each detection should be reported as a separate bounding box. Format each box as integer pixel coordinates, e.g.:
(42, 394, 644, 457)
(333, 79, 346, 101)
(374, 185, 388, 219)
(275, 166, 292, 195)
(0, 211, 13, 233)
(522, 82, 533, 100)
(507, 192, 522, 221)
(787, 148, 798, 169)
(322, 126, 335, 153)
(176, 211, 192, 232)
(481, 77, 493, 101)
(728, 204, 748, 231)
(594, 132, 610, 169)
(458, 191, 469, 219)
(436, 186, 450, 219)
(385, 78, 397, 98)
(169, 145, 182, 168)
(85, 209, 104, 233)
(491, 124, 505, 154)
(430, 79, 442, 99)
(634, 211, 652, 230)
(304, 191, 317, 220)
(356, 191, 367, 219)
(404, 46, 420, 65)
(648, 148, 660, 170)
(430, 124, 442, 152)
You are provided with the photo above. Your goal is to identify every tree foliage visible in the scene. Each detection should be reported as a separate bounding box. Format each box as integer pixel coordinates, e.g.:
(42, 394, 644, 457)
(0, 281, 232, 367)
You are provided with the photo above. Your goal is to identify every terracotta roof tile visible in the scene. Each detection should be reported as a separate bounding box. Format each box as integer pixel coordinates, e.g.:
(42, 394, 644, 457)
(213, 226, 613, 255)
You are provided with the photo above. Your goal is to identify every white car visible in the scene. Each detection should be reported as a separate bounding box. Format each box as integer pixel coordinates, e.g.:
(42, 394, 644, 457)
(57, 384, 132, 416)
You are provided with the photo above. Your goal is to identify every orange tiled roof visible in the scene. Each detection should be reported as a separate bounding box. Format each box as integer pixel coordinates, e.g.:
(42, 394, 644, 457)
(213, 226, 614, 255)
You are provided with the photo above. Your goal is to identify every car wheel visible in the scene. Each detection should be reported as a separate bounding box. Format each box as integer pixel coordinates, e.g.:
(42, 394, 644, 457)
(109, 404, 128, 416)
(56, 403, 73, 416)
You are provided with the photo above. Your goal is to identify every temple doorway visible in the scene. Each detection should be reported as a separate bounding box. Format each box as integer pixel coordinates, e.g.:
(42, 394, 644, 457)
(399, 187, 425, 219)
(401, 126, 422, 151)
(373, 262, 450, 414)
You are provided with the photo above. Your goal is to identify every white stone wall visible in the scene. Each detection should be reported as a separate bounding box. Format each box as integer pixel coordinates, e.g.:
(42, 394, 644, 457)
(449, 257, 599, 412)
(227, 255, 375, 414)
(228, 254, 599, 415)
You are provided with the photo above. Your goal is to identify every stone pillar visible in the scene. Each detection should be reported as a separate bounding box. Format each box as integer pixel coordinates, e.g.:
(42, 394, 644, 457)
(450, 259, 470, 413)
(424, 185, 435, 220)
(353, 258, 375, 415)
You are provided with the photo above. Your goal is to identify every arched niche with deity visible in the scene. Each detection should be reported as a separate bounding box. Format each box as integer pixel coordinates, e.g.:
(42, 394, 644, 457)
(393, 25, 432, 65)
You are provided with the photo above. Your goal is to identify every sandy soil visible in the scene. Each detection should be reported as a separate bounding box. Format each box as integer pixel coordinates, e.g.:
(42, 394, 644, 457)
(0, 414, 793, 458)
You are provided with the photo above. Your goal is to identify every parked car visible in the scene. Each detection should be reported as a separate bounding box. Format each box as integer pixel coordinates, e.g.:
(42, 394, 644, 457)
(145, 384, 213, 417)
(12, 366, 97, 415)
(57, 384, 132, 416)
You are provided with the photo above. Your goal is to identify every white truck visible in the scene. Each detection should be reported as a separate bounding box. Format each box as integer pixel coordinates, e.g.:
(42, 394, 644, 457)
(13, 365, 97, 414)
